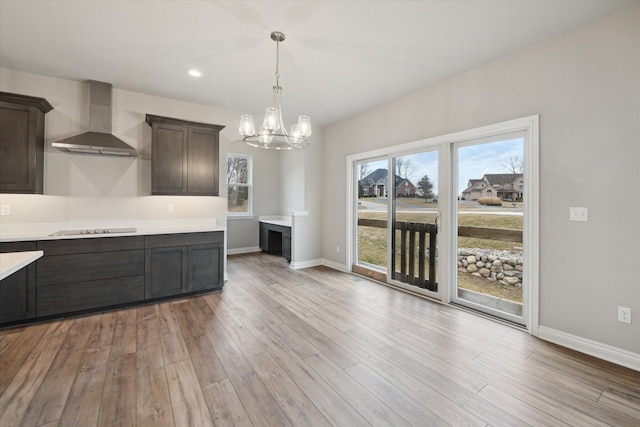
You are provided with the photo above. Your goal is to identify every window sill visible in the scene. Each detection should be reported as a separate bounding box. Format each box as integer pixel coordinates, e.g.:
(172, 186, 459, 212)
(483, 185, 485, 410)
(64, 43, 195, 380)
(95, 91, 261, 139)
(227, 215, 255, 220)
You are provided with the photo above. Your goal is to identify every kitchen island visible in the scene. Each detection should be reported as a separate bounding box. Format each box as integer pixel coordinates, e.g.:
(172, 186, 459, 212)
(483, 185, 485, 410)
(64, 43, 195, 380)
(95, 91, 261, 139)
(0, 250, 43, 281)
(0, 219, 224, 327)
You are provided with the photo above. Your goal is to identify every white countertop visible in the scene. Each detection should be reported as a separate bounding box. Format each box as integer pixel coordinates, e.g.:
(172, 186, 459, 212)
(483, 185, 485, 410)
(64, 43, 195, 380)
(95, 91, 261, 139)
(258, 215, 292, 227)
(0, 219, 224, 243)
(0, 250, 43, 281)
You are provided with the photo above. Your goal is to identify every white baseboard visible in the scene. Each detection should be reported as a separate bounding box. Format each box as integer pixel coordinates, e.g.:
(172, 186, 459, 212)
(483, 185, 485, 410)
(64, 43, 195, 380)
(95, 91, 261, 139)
(289, 259, 323, 270)
(320, 258, 350, 272)
(227, 246, 261, 255)
(538, 326, 640, 372)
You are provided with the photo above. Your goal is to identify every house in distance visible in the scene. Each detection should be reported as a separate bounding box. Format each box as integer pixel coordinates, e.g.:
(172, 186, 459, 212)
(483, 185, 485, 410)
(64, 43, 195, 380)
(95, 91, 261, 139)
(360, 168, 417, 198)
(462, 173, 523, 201)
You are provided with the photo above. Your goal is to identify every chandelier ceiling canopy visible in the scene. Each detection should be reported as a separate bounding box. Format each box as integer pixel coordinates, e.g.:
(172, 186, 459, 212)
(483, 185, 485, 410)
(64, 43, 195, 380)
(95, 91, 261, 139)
(238, 31, 311, 150)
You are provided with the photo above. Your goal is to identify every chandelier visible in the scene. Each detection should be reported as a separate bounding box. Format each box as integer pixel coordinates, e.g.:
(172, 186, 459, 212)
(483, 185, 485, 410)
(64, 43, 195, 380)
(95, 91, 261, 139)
(239, 31, 311, 150)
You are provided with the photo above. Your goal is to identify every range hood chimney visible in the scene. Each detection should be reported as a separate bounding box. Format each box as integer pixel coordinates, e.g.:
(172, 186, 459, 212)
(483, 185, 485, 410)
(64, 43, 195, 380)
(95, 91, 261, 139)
(52, 81, 138, 157)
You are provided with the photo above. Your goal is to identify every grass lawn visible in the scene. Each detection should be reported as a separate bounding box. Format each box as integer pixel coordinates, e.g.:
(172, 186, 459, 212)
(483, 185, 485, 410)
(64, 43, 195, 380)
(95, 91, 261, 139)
(357, 200, 523, 303)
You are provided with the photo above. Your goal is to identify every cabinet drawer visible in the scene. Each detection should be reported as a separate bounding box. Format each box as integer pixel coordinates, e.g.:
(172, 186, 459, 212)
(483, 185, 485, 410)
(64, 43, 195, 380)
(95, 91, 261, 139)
(269, 224, 291, 236)
(37, 249, 145, 286)
(38, 236, 144, 255)
(37, 275, 144, 317)
(0, 241, 37, 252)
(145, 232, 223, 248)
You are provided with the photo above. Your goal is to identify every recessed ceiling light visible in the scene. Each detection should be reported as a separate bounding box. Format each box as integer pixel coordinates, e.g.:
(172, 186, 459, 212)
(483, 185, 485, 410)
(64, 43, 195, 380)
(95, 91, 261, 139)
(188, 69, 203, 77)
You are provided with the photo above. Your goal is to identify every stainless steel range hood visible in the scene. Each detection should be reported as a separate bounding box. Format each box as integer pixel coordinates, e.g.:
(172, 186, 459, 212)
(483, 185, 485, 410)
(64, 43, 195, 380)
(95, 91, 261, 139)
(52, 81, 138, 157)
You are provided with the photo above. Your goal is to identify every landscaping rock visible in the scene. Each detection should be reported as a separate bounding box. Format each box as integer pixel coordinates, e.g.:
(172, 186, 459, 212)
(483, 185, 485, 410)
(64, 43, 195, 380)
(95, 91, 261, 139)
(503, 277, 520, 286)
(503, 270, 522, 278)
(458, 248, 523, 287)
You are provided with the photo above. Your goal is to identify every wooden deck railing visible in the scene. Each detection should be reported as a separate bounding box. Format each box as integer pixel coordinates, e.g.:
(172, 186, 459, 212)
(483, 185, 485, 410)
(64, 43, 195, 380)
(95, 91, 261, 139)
(357, 218, 523, 291)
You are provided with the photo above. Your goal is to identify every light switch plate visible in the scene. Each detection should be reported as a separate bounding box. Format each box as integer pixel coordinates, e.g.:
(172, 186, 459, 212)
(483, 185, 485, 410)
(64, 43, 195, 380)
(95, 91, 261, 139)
(569, 207, 588, 222)
(0, 204, 10, 216)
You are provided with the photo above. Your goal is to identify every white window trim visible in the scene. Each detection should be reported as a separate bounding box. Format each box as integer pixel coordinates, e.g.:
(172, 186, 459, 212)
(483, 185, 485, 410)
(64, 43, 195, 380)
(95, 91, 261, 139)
(227, 153, 253, 218)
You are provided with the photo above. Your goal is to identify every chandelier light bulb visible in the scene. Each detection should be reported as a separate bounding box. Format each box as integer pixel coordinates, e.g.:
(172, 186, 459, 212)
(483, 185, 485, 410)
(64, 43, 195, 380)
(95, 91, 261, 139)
(239, 114, 255, 137)
(258, 127, 273, 144)
(289, 124, 302, 143)
(297, 115, 312, 137)
(263, 107, 279, 132)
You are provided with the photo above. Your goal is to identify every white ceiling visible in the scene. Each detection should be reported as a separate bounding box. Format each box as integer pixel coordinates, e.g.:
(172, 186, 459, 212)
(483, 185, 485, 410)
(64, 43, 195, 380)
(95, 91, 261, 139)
(1, 1, 637, 127)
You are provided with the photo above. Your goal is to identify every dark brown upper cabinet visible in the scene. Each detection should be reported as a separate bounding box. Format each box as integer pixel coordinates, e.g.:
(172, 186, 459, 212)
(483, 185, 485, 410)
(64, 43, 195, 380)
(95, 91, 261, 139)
(0, 92, 53, 194)
(145, 114, 225, 196)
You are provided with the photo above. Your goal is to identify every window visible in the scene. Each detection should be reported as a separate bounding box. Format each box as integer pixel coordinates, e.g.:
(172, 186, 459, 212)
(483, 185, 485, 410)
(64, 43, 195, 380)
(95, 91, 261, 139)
(227, 154, 252, 216)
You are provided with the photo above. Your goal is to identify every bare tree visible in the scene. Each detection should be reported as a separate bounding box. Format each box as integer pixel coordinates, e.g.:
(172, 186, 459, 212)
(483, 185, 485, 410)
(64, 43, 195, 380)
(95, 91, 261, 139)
(358, 163, 371, 180)
(504, 156, 523, 174)
(395, 156, 415, 179)
(227, 156, 248, 207)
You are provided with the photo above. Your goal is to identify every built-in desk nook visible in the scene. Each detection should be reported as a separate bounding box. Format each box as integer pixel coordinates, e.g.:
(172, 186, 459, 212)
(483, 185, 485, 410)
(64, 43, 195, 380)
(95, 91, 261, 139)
(259, 216, 292, 262)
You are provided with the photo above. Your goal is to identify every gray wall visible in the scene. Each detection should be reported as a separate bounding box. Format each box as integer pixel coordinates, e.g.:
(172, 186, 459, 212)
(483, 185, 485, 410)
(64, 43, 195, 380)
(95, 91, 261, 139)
(226, 139, 280, 251)
(322, 7, 640, 353)
(280, 127, 324, 264)
(0, 68, 235, 227)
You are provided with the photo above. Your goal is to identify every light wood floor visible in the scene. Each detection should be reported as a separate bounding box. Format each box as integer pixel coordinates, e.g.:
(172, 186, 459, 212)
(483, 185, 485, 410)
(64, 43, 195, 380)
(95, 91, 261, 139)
(1, 252, 639, 427)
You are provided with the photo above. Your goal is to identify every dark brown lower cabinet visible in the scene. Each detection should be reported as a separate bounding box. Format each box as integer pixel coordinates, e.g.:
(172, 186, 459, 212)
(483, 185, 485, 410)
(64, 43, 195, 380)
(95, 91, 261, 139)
(145, 232, 224, 299)
(0, 231, 224, 326)
(37, 236, 145, 317)
(145, 246, 188, 298)
(0, 242, 37, 323)
(37, 276, 145, 317)
(188, 243, 223, 292)
(259, 222, 292, 262)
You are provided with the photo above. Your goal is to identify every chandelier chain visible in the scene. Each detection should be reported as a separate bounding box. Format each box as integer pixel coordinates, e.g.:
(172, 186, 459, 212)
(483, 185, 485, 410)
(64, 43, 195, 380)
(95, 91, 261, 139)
(275, 36, 280, 87)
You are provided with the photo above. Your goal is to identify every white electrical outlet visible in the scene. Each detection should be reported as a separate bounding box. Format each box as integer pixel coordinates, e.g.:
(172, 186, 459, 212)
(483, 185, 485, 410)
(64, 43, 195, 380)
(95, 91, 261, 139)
(168, 203, 175, 213)
(0, 204, 10, 216)
(336, 245, 340, 253)
(618, 306, 631, 324)
(569, 207, 588, 222)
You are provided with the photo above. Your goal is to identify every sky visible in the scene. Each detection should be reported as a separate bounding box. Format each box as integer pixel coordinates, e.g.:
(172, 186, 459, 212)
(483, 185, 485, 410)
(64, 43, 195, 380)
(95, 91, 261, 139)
(360, 137, 524, 196)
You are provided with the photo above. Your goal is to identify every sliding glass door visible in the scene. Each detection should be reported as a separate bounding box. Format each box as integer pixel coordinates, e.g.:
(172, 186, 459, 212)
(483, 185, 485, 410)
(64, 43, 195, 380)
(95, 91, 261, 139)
(389, 151, 440, 297)
(452, 133, 526, 324)
(353, 150, 441, 298)
(349, 116, 538, 331)
(354, 158, 389, 279)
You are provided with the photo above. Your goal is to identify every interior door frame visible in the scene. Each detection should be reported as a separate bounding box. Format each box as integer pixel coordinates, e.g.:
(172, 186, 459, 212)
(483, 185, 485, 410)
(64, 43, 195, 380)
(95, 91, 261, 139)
(346, 115, 539, 336)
